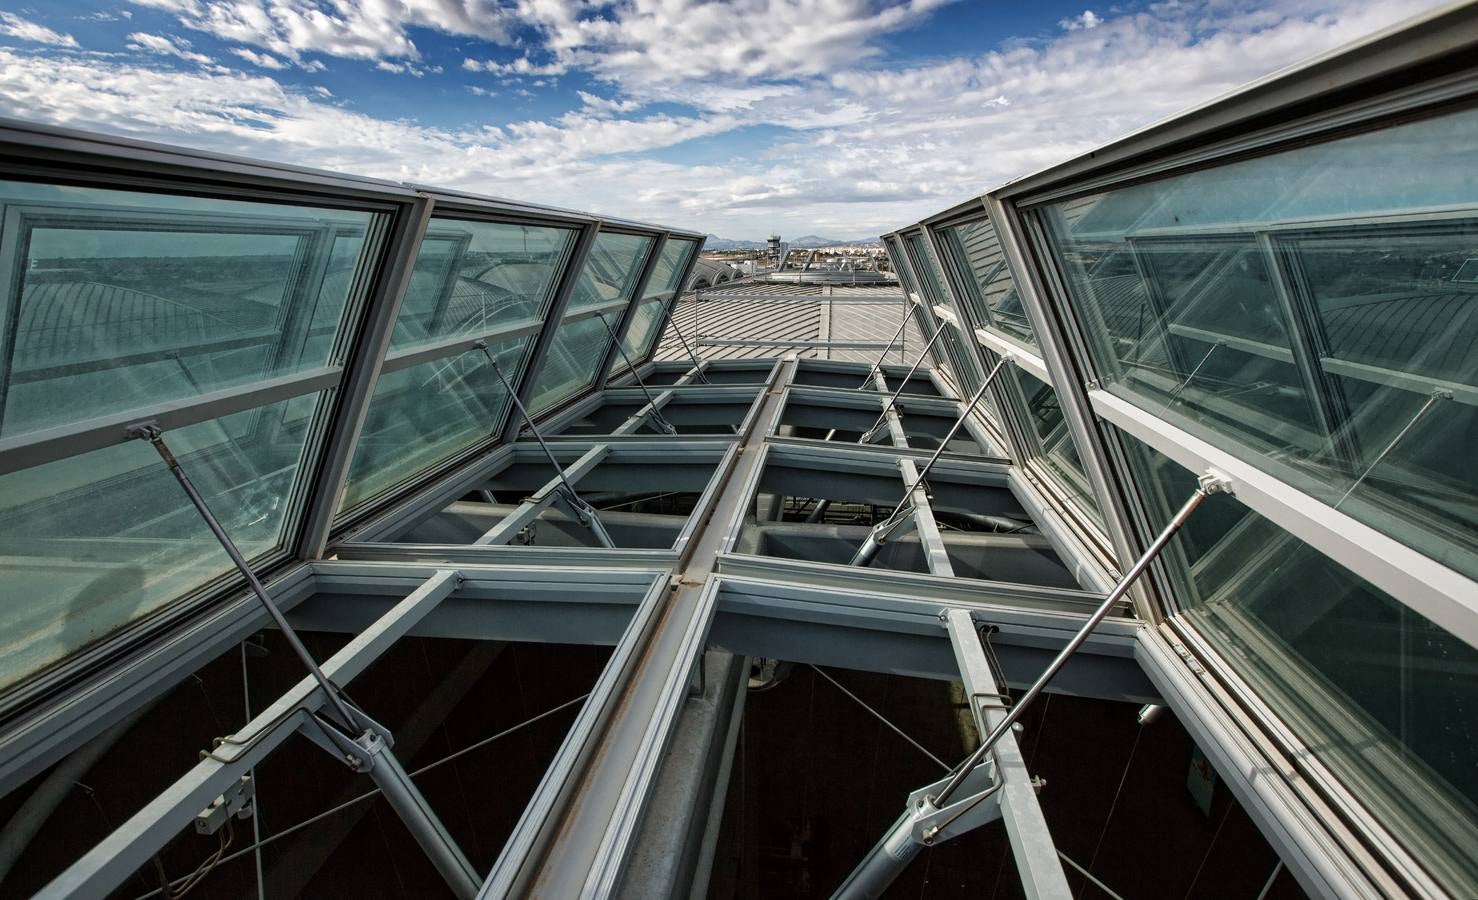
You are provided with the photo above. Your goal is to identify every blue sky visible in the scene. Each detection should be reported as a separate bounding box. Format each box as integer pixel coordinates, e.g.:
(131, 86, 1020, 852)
(0, 0, 1446, 238)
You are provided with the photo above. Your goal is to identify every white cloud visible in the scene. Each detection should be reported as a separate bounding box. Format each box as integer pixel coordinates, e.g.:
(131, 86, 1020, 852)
(0, 12, 80, 47)
(4, 0, 1456, 239)
(578, 90, 642, 116)
(1060, 10, 1103, 30)
(127, 32, 212, 65)
(127, 0, 519, 62)
(463, 55, 568, 77)
(230, 47, 285, 69)
(81, 10, 134, 22)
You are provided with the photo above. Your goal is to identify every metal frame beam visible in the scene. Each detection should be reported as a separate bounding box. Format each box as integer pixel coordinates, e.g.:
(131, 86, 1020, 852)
(297, 195, 436, 558)
(1094, 390, 1478, 648)
(38, 570, 462, 900)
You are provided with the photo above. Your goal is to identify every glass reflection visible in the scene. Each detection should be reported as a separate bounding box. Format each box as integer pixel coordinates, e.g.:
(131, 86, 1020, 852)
(941, 217, 1036, 345)
(566, 232, 654, 313)
(0, 180, 375, 437)
(1041, 107, 1478, 579)
(528, 231, 655, 411)
(389, 218, 574, 349)
(1123, 433, 1478, 894)
(529, 315, 612, 413)
(1017, 370, 1101, 523)
(341, 337, 528, 510)
(0, 394, 321, 690)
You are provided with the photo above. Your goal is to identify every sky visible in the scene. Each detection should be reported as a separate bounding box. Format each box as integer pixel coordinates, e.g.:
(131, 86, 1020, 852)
(0, 0, 1450, 239)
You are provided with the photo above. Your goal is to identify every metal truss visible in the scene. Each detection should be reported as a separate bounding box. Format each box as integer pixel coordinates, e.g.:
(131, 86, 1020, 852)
(13, 12, 1478, 899)
(23, 350, 1158, 900)
(875, 7, 1478, 898)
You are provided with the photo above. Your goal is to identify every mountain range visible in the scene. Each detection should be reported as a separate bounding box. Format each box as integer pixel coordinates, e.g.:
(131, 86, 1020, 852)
(703, 233, 881, 250)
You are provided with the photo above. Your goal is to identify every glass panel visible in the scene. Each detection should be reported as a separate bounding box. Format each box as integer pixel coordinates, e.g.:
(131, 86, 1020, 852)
(528, 315, 611, 414)
(618, 297, 669, 366)
(0, 180, 375, 438)
(904, 234, 983, 389)
(1292, 225, 1478, 571)
(1040, 107, 1478, 579)
(1121, 432, 1478, 894)
(905, 234, 948, 306)
(942, 218, 1036, 345)
(1016, 369, 1101, 523)
(340, 337, 529, 511)
(566, 231, 654, 313)
(886, 236, 920, 297)
(644, 238, 697, 299)
(0, 394, 321, 690)
(388, 218, 574, 350)
(941, 314, 983, 390)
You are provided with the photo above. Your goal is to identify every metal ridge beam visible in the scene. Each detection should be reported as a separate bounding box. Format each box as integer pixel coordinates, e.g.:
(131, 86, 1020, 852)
(483, 356, 797, 898)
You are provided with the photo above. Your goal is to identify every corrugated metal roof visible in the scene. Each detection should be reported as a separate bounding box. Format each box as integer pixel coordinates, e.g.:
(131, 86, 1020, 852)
(654, 280, 927, 365)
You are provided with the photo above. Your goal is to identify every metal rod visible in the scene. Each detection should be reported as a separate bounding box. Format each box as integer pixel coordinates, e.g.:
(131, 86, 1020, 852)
(1334, 389, 1448, 508)
(474, 342, 616, 548)
(931, 475, 1227, 807)
(669, 315, 712, 384)
(1056, 851, 1126, 900)
(131, 693, 590, 900)
(857, 303, 917, 389)
(1166, 340, 1223, 405)
(596, 311, 678, 435)
(858, 319, 951, 443)
(809, 665, 950, 772)
(130, 425, 363, 734)
(368, 745, 479, 898)
(849, 355, 1011, 567)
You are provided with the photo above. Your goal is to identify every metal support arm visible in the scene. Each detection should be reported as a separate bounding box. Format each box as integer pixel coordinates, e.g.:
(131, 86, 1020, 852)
(475, 342, 617, 548)
(849, 355, 1011, 567)
(596, 311, 678, 435)
(858, 318, 949, 445)
(121, 426, 480, 900)
(932, 471, 1230, 808)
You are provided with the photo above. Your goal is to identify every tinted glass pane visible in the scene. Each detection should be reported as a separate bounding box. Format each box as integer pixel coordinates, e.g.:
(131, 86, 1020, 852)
(566, 232, 653, 313)
(618, 297, 669, 366)
(341, 337, 529, 511)
(1293, 226, 1478, 569)
(0, 394, 321, 690)
(389, 218, 574, 350)
(906, 234, 948, 305)
(1122, 432, 1478, 893)
(1017, 370, 1101, 523)
(529, 315, 611, 414)
(645, 238, 696, 299)
(886, 236, 920, 296)
(942, 218, 1036, 345)
(0, 181, 374, 438)
(1040, 107, 1478, 579)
